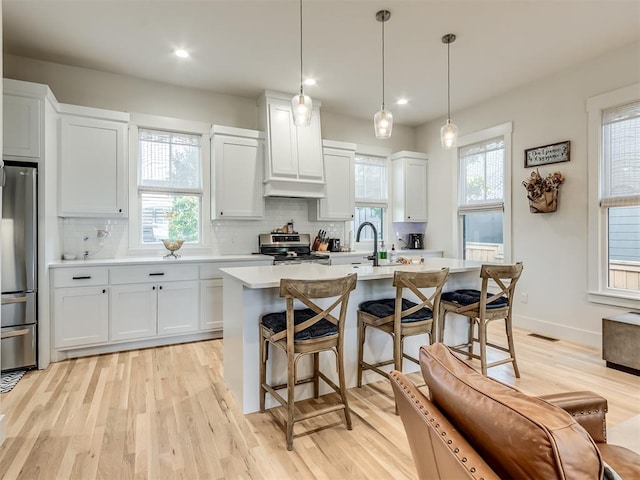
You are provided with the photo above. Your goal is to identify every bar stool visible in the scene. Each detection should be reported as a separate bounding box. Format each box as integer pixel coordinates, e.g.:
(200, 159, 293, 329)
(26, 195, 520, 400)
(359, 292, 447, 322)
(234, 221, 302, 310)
(259, 273, 357, 451)
(357, 268, 450, 388)
(438, 262, 523, 377)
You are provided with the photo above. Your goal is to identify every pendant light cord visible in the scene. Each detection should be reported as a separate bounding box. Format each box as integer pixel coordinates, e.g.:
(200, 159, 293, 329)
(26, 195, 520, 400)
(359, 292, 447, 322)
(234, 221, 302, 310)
(447, 40, 451, 121)
(381, 15, 385, 110)
(299, 0, 304, 95)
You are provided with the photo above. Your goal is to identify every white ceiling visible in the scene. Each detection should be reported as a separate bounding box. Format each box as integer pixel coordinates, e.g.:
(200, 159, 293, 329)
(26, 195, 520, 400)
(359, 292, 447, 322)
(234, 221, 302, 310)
(3, 1, 640, 127)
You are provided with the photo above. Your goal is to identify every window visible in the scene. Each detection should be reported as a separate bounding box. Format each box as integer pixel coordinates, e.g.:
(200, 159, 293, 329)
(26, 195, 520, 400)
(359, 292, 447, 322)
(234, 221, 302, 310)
(127, 115, 211, 253)
(455, 123, 512, 263)
(354, 154, 387, 241)
(136, 128, 203, 245)
(587, 86, 640, 306)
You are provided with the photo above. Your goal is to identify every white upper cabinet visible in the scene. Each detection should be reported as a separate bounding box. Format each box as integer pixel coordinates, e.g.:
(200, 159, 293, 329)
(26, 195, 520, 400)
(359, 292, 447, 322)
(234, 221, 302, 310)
(309, 140, 356, 221)
(58, 104, 129, 217)
(3, 94, 41, 159)
(392, 151, 428, 222)
(211, 125, 264, 219)
(258, 91, 325, 198)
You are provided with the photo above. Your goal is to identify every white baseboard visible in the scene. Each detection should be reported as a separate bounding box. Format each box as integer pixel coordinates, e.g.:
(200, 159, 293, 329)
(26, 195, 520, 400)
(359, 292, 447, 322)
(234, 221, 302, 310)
(514, 314, 602, 349)
(0, 414, 5, 445)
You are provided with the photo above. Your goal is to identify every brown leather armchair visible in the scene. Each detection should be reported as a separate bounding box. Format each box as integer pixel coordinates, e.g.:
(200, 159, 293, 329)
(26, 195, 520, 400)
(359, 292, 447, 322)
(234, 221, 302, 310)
(390, 343, 640, 479)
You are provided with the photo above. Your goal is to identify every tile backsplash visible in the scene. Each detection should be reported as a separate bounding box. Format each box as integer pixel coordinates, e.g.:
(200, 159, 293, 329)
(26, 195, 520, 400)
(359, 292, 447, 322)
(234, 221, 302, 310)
(60, 197, 347, 259)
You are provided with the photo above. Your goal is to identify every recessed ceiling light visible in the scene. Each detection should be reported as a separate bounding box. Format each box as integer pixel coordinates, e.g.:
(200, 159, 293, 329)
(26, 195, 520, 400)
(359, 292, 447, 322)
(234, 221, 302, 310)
(174, 49, 189, 59)
(397, 98, 409, 105)
(303, 78, 316, 86)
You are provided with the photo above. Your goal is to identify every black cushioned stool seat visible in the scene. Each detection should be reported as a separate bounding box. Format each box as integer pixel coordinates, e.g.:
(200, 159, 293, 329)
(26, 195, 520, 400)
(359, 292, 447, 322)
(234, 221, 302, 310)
(261, 308, 338, 341)
(359, 298, 433, 323)
(441, 289, 508, 309)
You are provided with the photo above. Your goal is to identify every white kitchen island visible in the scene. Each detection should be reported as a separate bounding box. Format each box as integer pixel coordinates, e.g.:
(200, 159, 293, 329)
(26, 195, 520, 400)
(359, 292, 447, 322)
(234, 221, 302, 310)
(220, 258, 483, 414)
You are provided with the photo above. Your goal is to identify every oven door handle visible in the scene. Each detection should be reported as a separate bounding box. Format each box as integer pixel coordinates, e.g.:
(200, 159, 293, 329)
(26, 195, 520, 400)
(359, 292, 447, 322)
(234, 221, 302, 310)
(1, 328, 30, 340)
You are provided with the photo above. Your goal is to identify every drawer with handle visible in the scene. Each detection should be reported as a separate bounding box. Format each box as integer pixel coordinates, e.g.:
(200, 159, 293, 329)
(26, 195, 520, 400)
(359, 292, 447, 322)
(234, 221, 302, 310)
(110, 264, 199, 284)
(52, 267, 109, 288)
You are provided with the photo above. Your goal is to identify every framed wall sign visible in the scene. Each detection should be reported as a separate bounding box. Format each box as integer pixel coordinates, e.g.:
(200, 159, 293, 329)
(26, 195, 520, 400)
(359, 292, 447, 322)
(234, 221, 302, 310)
(524, 140, 570, 168)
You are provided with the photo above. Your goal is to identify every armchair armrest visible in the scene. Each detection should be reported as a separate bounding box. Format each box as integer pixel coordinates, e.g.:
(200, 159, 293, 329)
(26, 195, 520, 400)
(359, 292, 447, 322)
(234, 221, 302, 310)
(539, 391, 608, 443)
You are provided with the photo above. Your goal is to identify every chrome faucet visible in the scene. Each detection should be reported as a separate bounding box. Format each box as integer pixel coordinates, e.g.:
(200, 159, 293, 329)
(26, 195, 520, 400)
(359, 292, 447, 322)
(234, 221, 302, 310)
(356, 222, 379, 267)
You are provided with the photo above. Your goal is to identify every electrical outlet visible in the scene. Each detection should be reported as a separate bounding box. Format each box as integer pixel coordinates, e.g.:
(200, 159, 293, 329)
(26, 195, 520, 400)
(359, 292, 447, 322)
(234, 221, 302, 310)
(520, 292, 528, 304)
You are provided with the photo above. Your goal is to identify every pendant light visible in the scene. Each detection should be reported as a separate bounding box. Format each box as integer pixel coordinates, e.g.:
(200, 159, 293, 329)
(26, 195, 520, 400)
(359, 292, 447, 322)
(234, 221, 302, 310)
(291, 0, 312, 126)
(374, 10, 393, 139)
(441, 33, 458, 149)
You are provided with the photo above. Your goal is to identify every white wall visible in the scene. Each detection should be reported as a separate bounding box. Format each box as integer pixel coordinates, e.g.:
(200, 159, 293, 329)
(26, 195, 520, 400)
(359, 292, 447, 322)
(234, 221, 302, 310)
(416, 41, 640, 347)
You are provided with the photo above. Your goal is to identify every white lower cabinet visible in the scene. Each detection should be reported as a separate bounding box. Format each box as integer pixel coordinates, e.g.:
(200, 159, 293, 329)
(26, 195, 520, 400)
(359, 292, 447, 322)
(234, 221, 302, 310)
(157, 280, 199, 335)
(54, 286, 109, 348)
(110, 280, 200, 341)
(51, 259, 269, 356)
(110, 283, 158, 341)
(200, 279, 223, 331)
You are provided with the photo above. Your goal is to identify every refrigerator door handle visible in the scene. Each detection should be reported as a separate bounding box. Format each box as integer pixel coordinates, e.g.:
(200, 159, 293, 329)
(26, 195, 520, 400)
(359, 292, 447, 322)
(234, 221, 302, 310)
(1, 328, 30, 340)
(1, 295, 29, 305)
(1, 165, 5, 188)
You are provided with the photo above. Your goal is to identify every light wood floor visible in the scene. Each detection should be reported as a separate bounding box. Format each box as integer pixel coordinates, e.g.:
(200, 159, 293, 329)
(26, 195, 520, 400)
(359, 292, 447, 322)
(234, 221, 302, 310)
(1, 326, 639, 479)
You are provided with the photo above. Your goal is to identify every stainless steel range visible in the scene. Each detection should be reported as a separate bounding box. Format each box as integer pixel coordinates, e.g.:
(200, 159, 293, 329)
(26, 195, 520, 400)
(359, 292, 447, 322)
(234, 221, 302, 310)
(259, 233, 330, 265)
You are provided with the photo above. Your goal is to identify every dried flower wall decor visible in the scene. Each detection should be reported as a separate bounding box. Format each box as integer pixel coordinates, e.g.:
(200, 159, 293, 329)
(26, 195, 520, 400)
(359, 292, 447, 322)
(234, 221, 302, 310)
(522, 169, 565, 213)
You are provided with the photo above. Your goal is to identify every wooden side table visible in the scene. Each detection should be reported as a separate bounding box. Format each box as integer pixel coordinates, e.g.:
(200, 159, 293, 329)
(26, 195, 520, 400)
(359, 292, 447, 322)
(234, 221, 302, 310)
(602, 312, 640, 376)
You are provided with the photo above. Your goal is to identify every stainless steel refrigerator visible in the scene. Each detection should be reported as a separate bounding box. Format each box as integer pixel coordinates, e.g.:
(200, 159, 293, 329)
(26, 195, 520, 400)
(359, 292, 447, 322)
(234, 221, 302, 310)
(1, 162, 37, 372)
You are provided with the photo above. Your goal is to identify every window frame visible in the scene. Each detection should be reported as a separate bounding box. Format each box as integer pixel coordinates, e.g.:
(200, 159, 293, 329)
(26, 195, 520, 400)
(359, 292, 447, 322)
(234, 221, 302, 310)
(128, 113, 211, 254)
(452, 122, 513, 263)
(351, 145, 391, 250)
(587, 83, 640, 308)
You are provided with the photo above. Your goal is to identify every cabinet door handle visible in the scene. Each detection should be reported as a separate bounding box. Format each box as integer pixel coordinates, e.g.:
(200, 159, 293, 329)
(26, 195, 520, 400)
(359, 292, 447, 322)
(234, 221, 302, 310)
(159, 286, 163, 290)
(72, 275, 92, 280)
(149, 273, 165, 276)
(102, 289, 106, 294)
(220, 211, 223, 215)
(118, 208, 122, 213)
(152, 286, 156, 290)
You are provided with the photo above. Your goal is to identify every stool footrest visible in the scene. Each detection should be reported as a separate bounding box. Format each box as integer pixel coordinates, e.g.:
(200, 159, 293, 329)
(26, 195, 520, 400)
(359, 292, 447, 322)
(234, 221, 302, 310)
(360, 360, 394, 380)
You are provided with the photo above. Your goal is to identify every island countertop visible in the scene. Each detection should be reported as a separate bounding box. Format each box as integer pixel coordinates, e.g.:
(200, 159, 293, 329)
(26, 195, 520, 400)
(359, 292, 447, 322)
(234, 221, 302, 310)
(220, 257, 482, 288)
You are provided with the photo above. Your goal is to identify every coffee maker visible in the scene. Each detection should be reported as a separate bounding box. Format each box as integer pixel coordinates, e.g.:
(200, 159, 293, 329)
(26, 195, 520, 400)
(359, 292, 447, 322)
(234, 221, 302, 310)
(407, 233, 424, 249)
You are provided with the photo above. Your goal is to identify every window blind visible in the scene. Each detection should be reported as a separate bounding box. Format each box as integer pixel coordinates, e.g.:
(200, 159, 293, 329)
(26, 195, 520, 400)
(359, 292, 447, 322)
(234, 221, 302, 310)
(138, 128, 202, 194)
(458, 137, 504, 213)
(601, 100, 640, 207)
(355, 155, 387, 204)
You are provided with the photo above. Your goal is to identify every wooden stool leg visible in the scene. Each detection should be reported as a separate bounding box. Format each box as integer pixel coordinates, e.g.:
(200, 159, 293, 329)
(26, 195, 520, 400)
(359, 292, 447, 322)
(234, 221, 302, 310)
(336, 346, 352, 430)
(438, 306, 447, 343)
(466, 318, 474, 359)
(313, 352, 320, 398)
(505, 316, 520, 378)
(259, 332, 267, 413)
(357, 319, 365, 388)
(479, 319, 487, 376)
(286, 351, 296, 451)
(394, 332, 402, 373)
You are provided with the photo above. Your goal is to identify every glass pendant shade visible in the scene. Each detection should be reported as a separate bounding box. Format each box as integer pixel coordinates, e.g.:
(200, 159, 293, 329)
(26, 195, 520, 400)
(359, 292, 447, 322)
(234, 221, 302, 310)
(441, 119, 458, 149)
(291, 93, 312, 126)
(374, 107, 393, 139)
